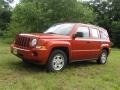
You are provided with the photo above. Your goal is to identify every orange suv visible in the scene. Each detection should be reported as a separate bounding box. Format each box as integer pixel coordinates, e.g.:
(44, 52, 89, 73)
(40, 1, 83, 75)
(11, 23, 111, 72)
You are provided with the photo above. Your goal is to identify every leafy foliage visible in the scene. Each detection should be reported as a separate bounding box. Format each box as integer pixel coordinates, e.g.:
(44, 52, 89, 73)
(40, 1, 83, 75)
(0, 0, 12, 36)
(111, 21, 120, 47)
(8, 0, 94, 37)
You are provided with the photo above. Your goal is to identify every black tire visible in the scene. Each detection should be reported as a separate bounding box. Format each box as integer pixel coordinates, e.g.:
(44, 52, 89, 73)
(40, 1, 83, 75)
(46, 49, 67, 72)
(97, 49, 108, 64)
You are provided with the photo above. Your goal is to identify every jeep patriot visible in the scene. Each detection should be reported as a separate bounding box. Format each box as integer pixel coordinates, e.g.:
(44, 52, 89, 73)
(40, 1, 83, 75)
(11, 23, 111, 72)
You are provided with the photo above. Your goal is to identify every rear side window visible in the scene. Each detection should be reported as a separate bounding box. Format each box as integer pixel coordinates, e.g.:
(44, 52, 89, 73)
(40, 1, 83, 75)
(76, 26, 89, 38)
(100, 30, 108, 39)
(90, 28, 99, 39)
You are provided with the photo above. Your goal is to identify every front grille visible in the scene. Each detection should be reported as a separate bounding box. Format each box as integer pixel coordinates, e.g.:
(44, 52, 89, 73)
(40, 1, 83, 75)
(15, 36, 31, 48)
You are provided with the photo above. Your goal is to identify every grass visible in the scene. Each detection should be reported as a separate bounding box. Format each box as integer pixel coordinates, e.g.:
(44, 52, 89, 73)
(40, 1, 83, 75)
(0, 42, 120, 90)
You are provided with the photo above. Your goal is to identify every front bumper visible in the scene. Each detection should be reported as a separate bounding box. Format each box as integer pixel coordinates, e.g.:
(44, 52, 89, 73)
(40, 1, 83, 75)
(11, 44, 49, 64)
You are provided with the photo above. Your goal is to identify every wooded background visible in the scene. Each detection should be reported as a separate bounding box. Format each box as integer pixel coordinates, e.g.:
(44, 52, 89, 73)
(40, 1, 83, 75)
(0, 0, 120, 47)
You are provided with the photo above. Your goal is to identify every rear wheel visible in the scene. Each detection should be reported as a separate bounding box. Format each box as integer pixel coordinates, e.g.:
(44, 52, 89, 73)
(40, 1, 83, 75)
(97, 49, 108, 64)
(46, 50, 67, 72)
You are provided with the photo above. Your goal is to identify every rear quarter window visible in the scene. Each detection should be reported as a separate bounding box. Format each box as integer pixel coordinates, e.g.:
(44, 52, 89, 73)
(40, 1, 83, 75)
(100, 30, 108, 39)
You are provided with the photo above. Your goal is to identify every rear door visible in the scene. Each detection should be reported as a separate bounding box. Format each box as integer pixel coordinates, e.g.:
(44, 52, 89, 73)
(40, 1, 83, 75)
(89, 28, 101, 58)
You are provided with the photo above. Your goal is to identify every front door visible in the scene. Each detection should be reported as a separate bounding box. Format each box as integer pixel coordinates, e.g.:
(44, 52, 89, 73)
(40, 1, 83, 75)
(71, 26, 93, 61)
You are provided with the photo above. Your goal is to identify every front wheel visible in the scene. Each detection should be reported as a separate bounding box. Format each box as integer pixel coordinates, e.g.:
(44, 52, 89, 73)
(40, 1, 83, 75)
(46, 50, 67, 72)
(97, 50, 108, 64)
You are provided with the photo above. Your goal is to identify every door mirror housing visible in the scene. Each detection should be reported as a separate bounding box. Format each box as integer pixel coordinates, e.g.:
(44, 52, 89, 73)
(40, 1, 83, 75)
(73, 32, 84, 38)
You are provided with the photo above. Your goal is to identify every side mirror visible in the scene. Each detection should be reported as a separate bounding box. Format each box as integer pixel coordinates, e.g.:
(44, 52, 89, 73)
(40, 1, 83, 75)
(73, 32, 84, 38)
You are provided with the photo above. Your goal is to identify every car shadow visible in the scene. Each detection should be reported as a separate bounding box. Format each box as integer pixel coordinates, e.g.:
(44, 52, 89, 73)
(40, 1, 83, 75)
(9, 60, 46, 73)
(9, 59, 98, 73)
(68, 60, 97, 67)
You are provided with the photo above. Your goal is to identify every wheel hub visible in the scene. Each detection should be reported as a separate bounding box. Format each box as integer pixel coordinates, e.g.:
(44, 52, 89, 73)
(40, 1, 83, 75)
(52, 54, 64, 71)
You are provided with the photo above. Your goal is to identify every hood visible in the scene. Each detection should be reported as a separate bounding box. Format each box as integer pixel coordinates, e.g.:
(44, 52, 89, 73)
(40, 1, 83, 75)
(19, 33, 70, 39)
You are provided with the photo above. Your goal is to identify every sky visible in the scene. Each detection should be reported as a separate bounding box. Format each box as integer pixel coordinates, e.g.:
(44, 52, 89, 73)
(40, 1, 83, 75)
(9, 0, 20, 8)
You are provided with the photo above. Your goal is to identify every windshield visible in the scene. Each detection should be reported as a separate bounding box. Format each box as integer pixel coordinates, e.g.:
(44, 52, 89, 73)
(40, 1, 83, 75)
(44, 24, 74, 35)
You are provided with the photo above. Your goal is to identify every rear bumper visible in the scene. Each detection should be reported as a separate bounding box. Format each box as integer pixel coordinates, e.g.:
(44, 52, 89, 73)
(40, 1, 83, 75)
(11, 44, 49, 64)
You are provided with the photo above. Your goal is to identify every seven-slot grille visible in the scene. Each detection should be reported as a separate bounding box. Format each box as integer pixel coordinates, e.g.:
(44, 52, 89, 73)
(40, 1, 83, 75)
(15, 36, 31, 48)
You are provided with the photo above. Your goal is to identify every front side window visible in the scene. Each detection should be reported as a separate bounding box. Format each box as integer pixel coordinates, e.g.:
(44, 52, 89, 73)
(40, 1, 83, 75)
(75, 26, 89, 38)
(44, 24, 74, 35)
(90, 28, 99, 39)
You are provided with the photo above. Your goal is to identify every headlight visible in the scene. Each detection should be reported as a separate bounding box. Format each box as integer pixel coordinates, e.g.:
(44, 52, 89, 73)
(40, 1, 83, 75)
(31, 39, 37, 47)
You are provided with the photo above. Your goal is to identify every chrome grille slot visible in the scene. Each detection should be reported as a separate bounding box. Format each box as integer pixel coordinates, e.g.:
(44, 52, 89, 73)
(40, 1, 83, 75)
(15, 36, 31, 48)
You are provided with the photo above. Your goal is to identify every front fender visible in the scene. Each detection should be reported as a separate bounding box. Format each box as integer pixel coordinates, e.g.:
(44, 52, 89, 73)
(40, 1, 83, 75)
(46, 40, 72, 59)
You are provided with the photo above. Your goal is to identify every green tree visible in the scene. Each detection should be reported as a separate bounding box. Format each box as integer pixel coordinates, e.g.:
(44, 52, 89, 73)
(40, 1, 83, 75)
(111, 21, 120, 47)
(88, 0, 120, 47)
(88, 0, 112, 34)
(0, 0, 12, 36)
(109, 0, 120, 47)
(8, 0, 94, 36)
